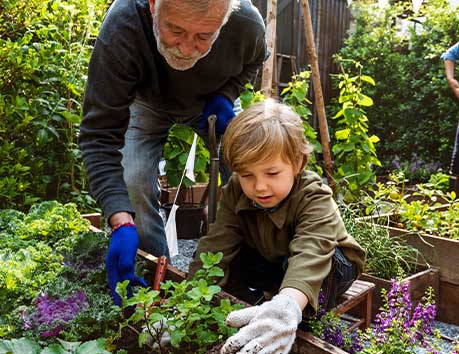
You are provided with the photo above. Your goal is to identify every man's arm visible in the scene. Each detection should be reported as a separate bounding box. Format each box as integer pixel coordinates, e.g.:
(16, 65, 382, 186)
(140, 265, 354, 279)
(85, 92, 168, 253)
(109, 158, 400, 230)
(442, 42, 459, 99)
(445, 59, 459, 99)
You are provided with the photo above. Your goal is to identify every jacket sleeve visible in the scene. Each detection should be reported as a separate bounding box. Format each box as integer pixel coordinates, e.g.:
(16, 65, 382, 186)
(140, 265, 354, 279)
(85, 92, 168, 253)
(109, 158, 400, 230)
(79, 38, 139, 220)
(187, 180, 245, 281)
(280, 177, 347, 313)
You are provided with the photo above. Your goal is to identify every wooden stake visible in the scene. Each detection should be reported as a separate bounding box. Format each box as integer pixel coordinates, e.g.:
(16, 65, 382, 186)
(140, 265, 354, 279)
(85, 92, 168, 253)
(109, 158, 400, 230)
(300, 0, 335, 190)
(261, 0, 277, 97)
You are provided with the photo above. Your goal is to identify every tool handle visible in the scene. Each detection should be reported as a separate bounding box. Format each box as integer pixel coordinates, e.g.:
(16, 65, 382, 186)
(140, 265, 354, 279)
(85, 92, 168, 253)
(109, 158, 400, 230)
(153, 256, 168, 291)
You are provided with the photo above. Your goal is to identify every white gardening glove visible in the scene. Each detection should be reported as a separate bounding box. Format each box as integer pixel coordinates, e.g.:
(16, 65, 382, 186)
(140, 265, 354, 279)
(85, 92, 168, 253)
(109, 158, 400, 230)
(143, 319, 174, 349)
(221, 294, 302, 354)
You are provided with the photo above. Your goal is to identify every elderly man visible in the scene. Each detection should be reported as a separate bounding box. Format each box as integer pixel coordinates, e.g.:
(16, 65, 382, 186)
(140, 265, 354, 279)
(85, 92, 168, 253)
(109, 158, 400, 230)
(79, 0, 267, 305)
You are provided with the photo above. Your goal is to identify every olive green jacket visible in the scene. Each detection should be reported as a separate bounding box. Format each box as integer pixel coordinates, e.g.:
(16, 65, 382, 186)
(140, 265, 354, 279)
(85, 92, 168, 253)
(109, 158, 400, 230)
(188, 170, 365, 312)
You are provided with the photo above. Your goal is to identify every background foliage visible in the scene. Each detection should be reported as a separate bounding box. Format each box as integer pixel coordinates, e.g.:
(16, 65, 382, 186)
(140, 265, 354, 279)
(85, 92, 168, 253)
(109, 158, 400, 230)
(329, 0, 459, 176)
(0, 0, 109, 211)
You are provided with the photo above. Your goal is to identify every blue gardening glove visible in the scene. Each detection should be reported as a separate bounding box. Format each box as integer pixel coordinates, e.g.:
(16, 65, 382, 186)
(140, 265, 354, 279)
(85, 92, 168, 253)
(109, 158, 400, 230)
(198, 95, 236, 135)
(105, 225, 147, 306)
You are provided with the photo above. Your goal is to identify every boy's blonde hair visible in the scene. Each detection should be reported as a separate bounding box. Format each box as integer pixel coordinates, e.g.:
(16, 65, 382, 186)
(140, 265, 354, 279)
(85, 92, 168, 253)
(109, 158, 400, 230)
(223, 99, 313, 172)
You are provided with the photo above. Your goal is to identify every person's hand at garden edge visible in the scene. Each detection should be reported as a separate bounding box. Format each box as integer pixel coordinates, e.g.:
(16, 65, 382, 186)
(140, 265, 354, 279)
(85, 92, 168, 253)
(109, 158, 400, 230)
(220, 289, 305, 354)
(198, 95, 236, 135)
(105, 219, 147, 306)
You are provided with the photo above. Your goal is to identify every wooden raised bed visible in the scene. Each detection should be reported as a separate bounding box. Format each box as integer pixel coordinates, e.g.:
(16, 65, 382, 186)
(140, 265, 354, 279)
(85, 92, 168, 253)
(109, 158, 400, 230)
(138, 250, 348, 354)
(356, 267, 439, 322)
(357, 213, 459, 324)
(81, 214, 351, 352)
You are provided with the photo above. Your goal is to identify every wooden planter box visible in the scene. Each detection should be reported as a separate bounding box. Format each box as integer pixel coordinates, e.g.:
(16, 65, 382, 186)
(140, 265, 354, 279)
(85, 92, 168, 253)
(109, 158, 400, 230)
(357, 213, 459, 324)
(81, 215, 350, 352)
(159, 183, 209, 205)
(138, 250, 348, 354)
(355, 268, 439, 322)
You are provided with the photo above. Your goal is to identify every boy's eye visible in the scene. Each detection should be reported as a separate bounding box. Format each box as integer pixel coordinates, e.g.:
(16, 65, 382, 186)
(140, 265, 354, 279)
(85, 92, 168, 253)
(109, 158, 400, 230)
(267, 172, 279, 176)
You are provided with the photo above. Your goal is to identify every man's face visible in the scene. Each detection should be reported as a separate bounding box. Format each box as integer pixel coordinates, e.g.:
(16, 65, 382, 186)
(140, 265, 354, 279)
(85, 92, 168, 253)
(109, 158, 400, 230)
(151, 0, 228, 70)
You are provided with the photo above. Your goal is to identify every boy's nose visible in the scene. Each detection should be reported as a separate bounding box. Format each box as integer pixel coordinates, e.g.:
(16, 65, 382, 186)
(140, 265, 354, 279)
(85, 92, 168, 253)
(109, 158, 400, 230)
(254, 179, 268, 192)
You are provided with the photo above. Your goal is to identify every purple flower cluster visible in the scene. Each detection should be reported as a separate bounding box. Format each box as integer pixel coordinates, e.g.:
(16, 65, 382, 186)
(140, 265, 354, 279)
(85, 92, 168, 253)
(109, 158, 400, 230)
(21, 290, 88, 337)
(370, 279, 437, 352)
(312, 290, 363, 353)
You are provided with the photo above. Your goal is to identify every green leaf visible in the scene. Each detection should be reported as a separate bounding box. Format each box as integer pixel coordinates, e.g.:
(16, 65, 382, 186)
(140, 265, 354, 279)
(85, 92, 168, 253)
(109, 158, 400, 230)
(360, 75, 375, 85)
(356, 93, 373, 106)
(335, 129, 350, 140)
(0, 338, 40, 354)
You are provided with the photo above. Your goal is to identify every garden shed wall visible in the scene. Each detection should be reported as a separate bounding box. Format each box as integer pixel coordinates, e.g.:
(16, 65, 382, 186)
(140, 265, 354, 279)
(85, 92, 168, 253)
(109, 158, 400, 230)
(252, 0, 351, 106)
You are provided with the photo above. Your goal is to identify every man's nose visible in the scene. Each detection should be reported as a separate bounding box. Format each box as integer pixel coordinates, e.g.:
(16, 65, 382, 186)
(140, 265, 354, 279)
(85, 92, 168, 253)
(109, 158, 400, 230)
(177, 38, 196, 57)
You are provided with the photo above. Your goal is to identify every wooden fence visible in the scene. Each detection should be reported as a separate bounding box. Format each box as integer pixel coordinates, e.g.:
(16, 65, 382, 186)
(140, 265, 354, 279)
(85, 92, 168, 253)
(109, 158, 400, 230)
(252, 0, 351, 105)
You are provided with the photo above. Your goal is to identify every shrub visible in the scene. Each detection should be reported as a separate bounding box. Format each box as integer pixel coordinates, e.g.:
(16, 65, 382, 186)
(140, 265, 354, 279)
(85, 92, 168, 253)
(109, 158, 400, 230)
(0, 0, 109, 211)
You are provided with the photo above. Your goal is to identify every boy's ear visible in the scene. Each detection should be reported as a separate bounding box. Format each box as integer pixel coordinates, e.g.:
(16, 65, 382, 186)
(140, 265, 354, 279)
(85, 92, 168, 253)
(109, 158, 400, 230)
(295, 157, 304, 175)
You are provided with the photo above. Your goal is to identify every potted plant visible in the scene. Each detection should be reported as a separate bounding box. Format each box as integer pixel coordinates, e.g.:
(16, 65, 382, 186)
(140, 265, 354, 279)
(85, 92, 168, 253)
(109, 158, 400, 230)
(161, 124, 210, 239)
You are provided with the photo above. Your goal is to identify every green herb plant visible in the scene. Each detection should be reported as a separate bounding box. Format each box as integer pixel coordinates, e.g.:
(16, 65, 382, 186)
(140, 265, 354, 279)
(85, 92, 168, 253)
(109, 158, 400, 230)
(341, 203, 426, 279)
(117, 252, 241, 354)
(332, 58, 381, 202)
(162, 125, 210, 188)
(362, 171, 459, 238)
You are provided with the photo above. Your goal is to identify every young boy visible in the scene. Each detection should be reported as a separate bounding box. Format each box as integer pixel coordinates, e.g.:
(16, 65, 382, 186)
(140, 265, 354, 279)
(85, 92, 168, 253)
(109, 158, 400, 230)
(187, 100, 365, 354)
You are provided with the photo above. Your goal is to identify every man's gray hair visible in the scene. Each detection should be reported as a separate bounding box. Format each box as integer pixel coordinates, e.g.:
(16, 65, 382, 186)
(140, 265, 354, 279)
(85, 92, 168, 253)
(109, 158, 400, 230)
(155, 0, 240, 25)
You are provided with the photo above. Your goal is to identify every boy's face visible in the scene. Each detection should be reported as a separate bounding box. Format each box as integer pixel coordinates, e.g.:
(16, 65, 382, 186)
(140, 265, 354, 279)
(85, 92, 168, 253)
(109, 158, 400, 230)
(236, 154, 302, 208)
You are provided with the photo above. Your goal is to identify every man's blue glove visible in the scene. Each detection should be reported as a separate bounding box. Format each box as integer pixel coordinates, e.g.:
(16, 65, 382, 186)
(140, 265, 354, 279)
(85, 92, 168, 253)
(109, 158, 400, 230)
(105, 224, 147, 306)
(198, 95, 236, 135)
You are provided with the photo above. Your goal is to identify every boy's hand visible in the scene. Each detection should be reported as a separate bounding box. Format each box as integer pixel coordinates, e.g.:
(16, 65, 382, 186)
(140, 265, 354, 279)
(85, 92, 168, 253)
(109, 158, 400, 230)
(221, 294, 302, 354)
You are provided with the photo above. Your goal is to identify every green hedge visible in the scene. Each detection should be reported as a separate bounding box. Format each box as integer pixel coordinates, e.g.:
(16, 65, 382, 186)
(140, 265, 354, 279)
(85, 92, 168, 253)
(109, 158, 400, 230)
(330, 0, 459, 176)
(0, 0, 109, 211)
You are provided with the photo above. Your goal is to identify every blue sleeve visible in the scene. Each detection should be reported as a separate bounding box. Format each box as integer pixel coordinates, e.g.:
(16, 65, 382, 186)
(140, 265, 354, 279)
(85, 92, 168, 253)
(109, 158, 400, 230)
(441, 42, 459, 63)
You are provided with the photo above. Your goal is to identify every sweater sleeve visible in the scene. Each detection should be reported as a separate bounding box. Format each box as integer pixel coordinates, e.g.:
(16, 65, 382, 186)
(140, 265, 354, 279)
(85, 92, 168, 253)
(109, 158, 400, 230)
(79, 38, 139, 220)
(217, 34, 268, 102)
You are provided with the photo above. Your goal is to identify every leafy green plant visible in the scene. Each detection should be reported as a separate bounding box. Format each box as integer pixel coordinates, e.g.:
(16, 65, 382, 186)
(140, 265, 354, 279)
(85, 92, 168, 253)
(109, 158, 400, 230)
(341, 203, 425, 279)
(0, 337, 112, 354)
(332, 58, 381, 202)
(116, 252, 241, 354)
(362, 171, 459, 238)
(333, 0, 458, 172)
(0, 201, 122, 343)
(0, 0, 108, 211)
(239, 83, 266, 109)
(280, 71, 323, 175)
(162, 125, 210, 188)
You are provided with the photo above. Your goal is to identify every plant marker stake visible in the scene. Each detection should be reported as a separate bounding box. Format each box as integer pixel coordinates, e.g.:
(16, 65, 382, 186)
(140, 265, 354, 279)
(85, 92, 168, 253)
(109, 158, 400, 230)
(165, 134, 198, 257)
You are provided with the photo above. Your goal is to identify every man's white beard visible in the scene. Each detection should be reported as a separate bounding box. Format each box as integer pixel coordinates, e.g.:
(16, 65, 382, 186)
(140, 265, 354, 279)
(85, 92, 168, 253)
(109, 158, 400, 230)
(152, 17, 217, 71)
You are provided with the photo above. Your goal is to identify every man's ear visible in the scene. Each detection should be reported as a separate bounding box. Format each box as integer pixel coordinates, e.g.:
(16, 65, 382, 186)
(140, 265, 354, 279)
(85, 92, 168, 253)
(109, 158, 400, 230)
(149, 0, 155, 15)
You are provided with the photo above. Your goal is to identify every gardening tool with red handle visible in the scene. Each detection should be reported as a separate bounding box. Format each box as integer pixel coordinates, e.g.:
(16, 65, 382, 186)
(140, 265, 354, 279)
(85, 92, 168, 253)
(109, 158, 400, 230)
(153, 255, 168, 291)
